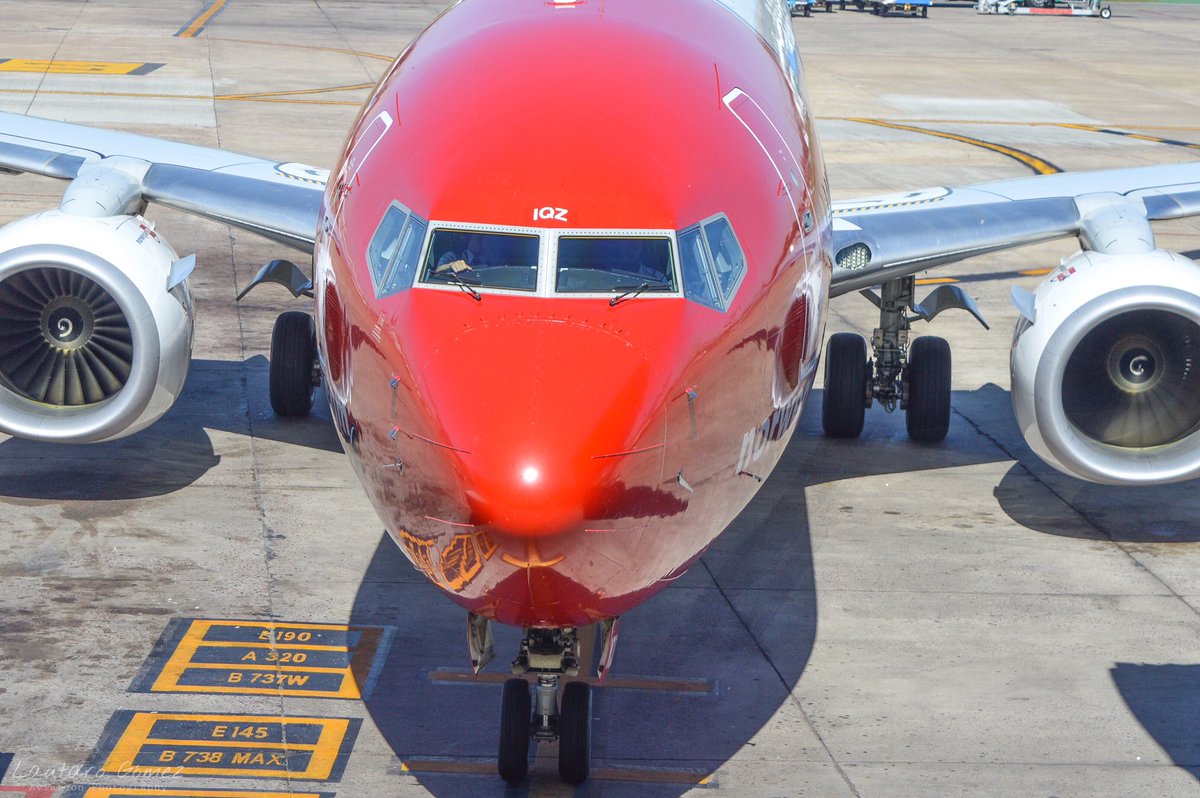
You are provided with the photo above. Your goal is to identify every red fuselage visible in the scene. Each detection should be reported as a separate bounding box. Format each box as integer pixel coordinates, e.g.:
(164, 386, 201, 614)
(314, 0, 830, 628)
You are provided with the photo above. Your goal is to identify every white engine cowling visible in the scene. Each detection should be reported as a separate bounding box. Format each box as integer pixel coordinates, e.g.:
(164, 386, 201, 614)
(0, 210, 194, 443)
(1011, 248, 1200, 484)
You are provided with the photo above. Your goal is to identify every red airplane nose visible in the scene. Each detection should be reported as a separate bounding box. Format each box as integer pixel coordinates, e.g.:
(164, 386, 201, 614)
(414, 314, 665, 537)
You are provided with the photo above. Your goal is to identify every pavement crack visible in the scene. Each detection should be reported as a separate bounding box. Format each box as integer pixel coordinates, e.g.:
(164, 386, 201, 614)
(954, 403, 1200, 622)
(699, 557, 863, 798)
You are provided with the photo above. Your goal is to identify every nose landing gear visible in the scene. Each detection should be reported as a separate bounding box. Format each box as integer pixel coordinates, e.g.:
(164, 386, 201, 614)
(496, 626, 595, 784)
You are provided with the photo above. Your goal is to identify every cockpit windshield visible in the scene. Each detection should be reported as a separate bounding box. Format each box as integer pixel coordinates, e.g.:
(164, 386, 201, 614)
(555, 237, 676, 293)
(420, 229, 540, 291)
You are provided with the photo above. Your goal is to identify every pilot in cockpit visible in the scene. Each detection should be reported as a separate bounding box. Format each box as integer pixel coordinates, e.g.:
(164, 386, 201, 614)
(436, 233, 487, 273)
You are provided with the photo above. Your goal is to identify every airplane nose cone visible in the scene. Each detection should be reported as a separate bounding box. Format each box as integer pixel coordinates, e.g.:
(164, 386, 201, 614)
(416, 316, 663, 537)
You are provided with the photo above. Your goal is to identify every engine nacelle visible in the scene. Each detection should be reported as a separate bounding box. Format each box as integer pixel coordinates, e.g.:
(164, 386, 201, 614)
(1011, 248, 1200, 484)
(0, 210, 194, 443)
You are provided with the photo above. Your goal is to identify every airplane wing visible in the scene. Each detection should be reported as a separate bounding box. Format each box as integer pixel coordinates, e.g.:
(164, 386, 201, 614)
(0, 110, 328, 252)
(829, 162, 1200, 296)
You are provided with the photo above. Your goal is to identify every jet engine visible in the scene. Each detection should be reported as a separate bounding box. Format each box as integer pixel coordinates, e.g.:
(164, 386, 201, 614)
(0, 209, 194, 443)
(1011, 247, 1200, 484)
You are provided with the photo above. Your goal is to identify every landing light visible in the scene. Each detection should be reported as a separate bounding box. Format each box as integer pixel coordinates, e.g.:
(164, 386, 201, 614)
(836, 242, 872, 271)
(521, 466, 541, 485)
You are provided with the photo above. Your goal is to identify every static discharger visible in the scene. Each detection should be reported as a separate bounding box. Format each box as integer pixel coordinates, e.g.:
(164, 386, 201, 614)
(129, 618, 395, 700)
(88, 711, 360, 782)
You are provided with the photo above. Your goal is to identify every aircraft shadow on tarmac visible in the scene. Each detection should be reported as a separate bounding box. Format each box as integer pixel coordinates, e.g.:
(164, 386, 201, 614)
(2, 358, 1192, 793)
(349, 385, 1200, 795)
(954, 384, 1200, 543)
(0, 356, 340, 501)
(347, 388, 1009, 796)
(1112, 663, 1200, 782)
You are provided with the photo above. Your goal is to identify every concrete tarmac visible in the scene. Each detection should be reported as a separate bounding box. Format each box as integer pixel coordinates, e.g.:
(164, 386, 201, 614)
(1, 2, 1199, 796)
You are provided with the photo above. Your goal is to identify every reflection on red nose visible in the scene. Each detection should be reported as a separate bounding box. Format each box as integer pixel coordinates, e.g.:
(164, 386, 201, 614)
(414, 313, 665, 538)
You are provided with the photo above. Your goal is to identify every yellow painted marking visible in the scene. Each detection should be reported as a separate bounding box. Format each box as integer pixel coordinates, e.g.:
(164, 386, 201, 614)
(100, 712, 352, 780)
(182, 639, 351, 652)
(147, 619, 384, 699)
(1056, 123, 1200, 150)
(0, 87, 360, 106)
(178, 0, 230, 38)
(429, 669, 712, 693)
(118, 738, 316, 750)
(402, 759, 711, 784)
(915, 277, 959, 285)
(76, 791, 331, 798)
(0, 59, 156, 76)
(206, 36, 395, 62)
(1019, 267, 1054, 276)
(849, 118, 1061, 176)
(821, 116, 1200, 133)
(217, 82, 373, 101)
(175, 662, 349, 674)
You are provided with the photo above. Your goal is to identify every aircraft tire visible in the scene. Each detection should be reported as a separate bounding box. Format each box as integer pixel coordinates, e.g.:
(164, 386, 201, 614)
(822, 333, 869, 438)
(906, 336, 952, 443)
(558, 681, 592, 784)
(269, 311, 316, 417)
(498, 678, 532, 783)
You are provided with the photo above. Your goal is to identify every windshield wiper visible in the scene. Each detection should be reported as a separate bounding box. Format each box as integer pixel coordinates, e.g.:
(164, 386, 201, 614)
(433, 270, 482, 301)
(609, 277, 669, 306)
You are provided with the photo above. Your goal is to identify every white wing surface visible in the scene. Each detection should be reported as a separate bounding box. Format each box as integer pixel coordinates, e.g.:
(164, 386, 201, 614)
(830, 163, 1200, 296)
(0, 110, 328, 252)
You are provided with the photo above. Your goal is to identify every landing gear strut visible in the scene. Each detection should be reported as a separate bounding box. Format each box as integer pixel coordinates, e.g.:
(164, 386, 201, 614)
(822, 275, 986, 442)
(496, 626, 595, 784)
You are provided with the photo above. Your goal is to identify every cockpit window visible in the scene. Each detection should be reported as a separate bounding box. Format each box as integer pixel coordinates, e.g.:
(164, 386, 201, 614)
(678, 214, 745, 311)
(367, 204, 408, 292)
(420, 229, 540, 292)
(555, 237, 676, 293)
(380, 216, 427, 296)
(368, 202, 429, 298)
(703, 217, 746, 298)
(679, 228, 721, 309)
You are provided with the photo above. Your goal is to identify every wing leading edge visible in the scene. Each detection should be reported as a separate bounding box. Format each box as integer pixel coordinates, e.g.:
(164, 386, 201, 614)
(0, 111, 328, 252)
(830, 162, 1200, 296)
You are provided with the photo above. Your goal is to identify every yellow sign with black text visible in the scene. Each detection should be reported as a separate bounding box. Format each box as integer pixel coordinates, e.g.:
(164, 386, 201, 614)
(89, 711, 360, 782)
(131, 619, 393, 699)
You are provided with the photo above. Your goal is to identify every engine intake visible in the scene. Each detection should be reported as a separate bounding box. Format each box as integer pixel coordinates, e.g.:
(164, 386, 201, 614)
(0, 267, 134, 406)
(0, 211, 194, 443)
(1011, 248, 1200, 484)
(1061, 309, 1200, 448)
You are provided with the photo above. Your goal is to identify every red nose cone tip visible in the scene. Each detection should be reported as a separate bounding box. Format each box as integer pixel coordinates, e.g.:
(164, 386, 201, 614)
(415, 314, 663, 539)
(464, 454, 590, 537)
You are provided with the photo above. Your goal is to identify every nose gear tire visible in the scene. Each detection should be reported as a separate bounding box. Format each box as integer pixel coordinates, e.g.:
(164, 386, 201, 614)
(558, 680, 592, 784)
(498, 677, 532, 783)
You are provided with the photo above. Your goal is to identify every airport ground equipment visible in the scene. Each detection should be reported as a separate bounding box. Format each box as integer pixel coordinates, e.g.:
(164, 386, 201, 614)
(847, 0, 930, 16)
(788, 0, 840, 15)
(977, 0, 1111, 17)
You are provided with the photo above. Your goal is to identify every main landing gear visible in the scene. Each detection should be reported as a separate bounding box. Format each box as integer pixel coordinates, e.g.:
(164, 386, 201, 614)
(822, 275, 987, 442)
(234, 258, 318, 419)
(269, 310, 319, 417)
(498, 628, 592, 784)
